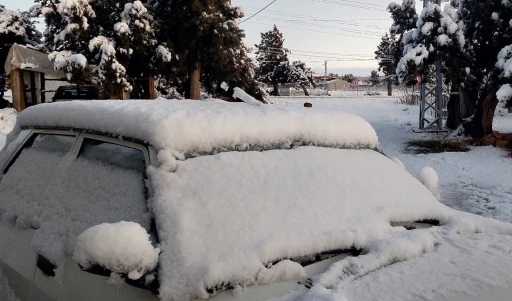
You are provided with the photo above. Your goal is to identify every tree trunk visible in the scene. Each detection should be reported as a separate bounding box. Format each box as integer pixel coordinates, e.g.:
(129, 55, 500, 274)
(446, 84, 461, 130)
(188, 60, 201, 100)
(387, 79, 392, 96)
(459, 87, 475, 120)
(272, 82, 280, 96)
(302, 85, 310, 96)
(463, 88, 499, 138)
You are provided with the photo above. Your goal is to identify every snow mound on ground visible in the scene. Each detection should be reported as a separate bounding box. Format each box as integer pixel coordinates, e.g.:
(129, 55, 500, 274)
(15, 99, 379, 154)
(418, 166, 441, 200)
(74, 222, 159, 280)
(0, 108, 17, 135)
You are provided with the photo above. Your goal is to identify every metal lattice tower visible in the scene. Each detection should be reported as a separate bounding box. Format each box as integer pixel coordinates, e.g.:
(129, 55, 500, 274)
(419, 0, 444, 130)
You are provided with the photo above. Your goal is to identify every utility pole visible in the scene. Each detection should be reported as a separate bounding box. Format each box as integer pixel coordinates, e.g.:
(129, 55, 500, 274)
(419, 0, 444, 130)
(324, 60, 328, 91)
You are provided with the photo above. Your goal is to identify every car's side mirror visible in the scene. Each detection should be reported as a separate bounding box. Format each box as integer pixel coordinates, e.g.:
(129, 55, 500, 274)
(74, 221, 160, 290)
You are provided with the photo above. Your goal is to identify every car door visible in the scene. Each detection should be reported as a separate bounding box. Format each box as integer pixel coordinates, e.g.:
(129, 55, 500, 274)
(31, 133, 158, 301)
(0, 131, 79, 301)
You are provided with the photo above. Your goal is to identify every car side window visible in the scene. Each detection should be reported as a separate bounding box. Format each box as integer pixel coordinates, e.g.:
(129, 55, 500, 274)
(2, 133, 76, 174)
(78, 138, 147, 174)
(0, 133, 151, 265)
(0, 133, 76, 228)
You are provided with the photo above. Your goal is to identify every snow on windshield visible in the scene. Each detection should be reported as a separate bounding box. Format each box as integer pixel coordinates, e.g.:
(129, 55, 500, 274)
(149, 146, 449, 300)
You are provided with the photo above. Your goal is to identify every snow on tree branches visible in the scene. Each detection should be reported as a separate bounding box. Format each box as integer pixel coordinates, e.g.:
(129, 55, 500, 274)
(0, 5, 41, 100)
(392, 0, 512, 137)
(38, 0, 158, 98)
(255, 25, 290, 96)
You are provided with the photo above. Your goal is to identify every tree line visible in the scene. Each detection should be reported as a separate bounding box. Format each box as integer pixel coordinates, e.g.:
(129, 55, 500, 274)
(0, 2, 322, 102)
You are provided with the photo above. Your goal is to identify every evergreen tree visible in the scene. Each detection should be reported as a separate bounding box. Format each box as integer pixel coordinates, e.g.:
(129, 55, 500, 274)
(342, 74, 355, 83)
(255, 25, 290, 96)
(0, 5, 41, 103)
(153, 0, 256, 100)
(287, 61, 314, 96)
(375, 33, 399, 95)
(37, 0, 161, 98)
(394, 0, 512, 137)
(370, 70, 381, 85)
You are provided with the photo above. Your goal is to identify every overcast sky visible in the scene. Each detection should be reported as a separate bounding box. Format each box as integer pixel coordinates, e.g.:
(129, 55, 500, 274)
(5, 0, 425, 76)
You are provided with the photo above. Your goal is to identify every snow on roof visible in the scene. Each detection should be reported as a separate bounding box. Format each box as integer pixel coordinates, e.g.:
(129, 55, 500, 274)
(16, 98, 379, 154)
(4, 44, 65, 79)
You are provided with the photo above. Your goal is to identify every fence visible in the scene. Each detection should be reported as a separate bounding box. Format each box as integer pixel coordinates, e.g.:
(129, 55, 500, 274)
(494, 105, 512, 134)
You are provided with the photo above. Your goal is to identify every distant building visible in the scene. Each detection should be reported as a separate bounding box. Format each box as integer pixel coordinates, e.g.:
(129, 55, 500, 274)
(326, 79, 351, 91)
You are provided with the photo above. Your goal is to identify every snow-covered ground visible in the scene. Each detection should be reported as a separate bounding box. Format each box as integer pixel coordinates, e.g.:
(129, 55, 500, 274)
(273, 97, 512, 223)
(0, 108, 17, 149)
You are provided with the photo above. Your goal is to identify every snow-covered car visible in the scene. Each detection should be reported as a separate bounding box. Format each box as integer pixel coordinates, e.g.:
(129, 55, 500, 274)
(1, 99, 512, 301)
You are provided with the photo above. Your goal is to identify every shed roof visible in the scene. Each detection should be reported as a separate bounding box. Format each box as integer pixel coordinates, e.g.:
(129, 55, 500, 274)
(4, 44, 65, 79)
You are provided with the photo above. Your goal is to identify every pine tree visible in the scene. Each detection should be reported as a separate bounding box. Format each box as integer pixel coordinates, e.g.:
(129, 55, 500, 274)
(370, 70, 381, 86)
(255, 25, 290, 96)
(0, 5, 41, 102)
(375, 33, 399, 95)
(37, 0, 160, 98)
(287, 61, 314, 96)
(153, 0, 256, 100)
(342, 74, 355, 83)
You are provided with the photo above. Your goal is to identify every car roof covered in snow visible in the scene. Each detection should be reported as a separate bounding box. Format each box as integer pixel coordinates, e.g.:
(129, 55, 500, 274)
(15, 98, 379, 154)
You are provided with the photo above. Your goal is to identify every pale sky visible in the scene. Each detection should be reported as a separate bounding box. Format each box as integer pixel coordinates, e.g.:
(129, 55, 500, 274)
(4, 0, 425, 76)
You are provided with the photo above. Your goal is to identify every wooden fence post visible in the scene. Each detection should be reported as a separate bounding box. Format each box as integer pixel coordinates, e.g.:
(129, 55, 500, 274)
(10, 69, 26, 112)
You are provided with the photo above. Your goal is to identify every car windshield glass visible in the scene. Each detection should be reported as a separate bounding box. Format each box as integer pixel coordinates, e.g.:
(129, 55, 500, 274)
(58, 87, 95, 99)
(78, 139, 147, 174)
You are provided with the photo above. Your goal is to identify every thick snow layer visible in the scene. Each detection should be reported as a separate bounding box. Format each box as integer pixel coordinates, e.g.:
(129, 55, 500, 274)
(150, 147, 449, 300)
(418, 166, 441, 200)
(0, 109, 16, 135)
(0, 145, 150, 264)
(74, 221, 159, 280)
(15, 99, 380, 154)
(233, 87, 261, 106)
(5, 96, 512, 301)
(0, 270, 20, 301)
(497, 84, 512, 102)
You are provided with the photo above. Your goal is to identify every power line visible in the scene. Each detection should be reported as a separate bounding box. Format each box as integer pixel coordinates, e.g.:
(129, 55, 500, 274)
(240, 0, 278, 24)
(246, 21, 377, 39)
(254, 16, 383, 36)
(312, 0, 383, 8)
(311, 0, 386, 11)
(243, 6, 387, 21)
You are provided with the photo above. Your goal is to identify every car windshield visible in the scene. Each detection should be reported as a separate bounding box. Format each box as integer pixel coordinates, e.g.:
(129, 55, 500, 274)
(57, 87, 96, 100)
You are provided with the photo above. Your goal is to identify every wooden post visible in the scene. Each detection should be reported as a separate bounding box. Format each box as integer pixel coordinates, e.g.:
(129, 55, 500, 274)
(148, 76, 156, 99)
(10, 69, 26, 112)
